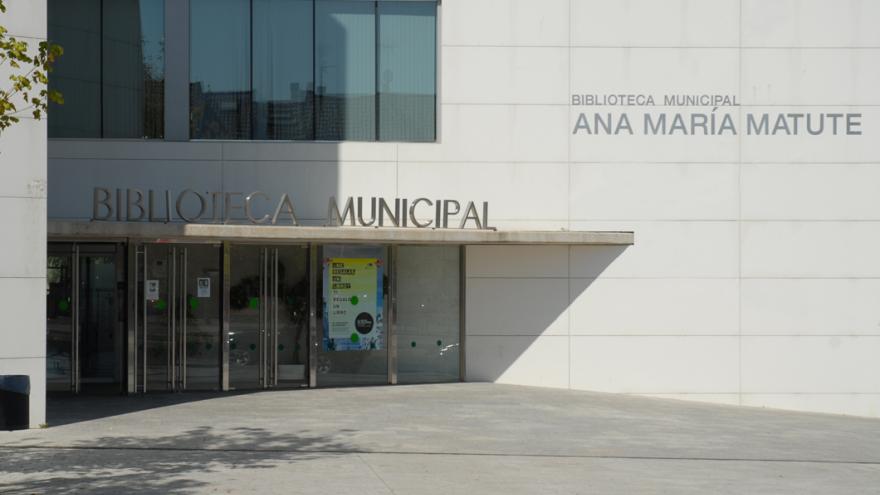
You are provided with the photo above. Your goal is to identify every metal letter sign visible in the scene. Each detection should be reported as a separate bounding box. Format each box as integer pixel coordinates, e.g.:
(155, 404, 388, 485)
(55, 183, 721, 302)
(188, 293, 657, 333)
(90, 188, 493, 230)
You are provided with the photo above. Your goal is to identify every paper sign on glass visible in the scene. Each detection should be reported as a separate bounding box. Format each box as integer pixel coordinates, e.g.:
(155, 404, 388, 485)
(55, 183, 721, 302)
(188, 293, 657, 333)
(197, 277, 211, 298)
(145, 280, 160, 301)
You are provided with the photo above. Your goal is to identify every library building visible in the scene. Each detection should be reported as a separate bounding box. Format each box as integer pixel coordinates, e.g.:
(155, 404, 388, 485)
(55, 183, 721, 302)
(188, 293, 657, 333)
(1, 0, 878, 428)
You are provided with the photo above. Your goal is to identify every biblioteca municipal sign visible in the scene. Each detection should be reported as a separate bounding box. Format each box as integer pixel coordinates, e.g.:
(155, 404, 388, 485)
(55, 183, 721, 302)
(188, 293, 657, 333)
(91, 188, 494, 230)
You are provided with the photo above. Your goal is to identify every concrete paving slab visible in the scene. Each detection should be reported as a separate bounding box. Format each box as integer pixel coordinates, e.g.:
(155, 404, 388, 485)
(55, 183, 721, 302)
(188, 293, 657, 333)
(1, 383, 878, 493)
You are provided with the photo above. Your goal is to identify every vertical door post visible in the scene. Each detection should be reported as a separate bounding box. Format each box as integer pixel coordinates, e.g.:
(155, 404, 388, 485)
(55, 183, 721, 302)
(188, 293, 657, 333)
(126, 242, 137, 394)
(459, 245, 467, 382)
(272, 247, 279, 387)
(260, 248, 266, 388)
(170, 247, 176, 390)
(308, 245, 317, 388)
(388, 245, 398, 385)
(72, 244, 80, 394)
(181, 248, 188, 390)
(221, 242, 231, 391)
(142, 245, 148, 393)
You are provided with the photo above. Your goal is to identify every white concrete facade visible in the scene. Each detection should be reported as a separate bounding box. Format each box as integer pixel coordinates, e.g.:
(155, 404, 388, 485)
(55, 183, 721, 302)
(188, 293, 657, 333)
(1, 0, 48, 427)
(45, 0, 880, 417)
(454, 0, 880, 418)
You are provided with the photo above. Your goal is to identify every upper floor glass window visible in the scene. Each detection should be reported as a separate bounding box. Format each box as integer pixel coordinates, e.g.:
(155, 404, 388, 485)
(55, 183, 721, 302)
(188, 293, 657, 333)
(189, 0, 251, 139)
(190, 0, 437, 142)
(48, 0, 165, 139)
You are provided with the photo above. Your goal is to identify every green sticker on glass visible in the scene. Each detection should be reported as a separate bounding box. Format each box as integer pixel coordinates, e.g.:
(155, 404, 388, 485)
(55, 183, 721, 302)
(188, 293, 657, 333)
(350, 333, 360, 343)
(189, 297, 198, 311)
(411, 341, 417, 348)
(58, 299, 70, 312)
(249, 343, 256, 351)
(249, 297, 259, 309)
(155, 299, 167, 311)
(436, 340, 442, 347)
(350, 295, 359, 306)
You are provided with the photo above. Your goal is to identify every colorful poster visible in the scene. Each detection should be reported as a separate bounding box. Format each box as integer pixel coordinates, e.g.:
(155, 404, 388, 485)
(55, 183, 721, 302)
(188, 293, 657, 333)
(323, 257, 384, 351)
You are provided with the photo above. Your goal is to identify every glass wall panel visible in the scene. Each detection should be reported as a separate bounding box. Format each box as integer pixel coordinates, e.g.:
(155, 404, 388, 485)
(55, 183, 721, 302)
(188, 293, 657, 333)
(48, 0, 101, 137)
(396, 246, 460, 383)
(46, 253, 74, 392)
(229, 245, 263, 387)
(144, 246, 172, 391)
(48, 0, 164, 138)
(317, 245, 388, 386)
(102, 0, 165, 138)
(183, 245, 221, 390)
(229, 245, 309, 388)
(190, 0, 251, 139)
(78, 252, 124, 393)
(378, 2, 436, 142)
(315, 1, 376, 141)
(276, 247, 309, 385)
(253, 0, 314, 140)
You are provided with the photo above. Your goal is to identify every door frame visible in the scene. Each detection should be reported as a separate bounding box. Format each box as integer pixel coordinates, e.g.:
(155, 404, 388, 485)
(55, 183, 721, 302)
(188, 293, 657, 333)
(224, 242, 311, 391)
(130, 241, 312, 393)
(47, 242, 126, 394)
(130, 242, 223, 393)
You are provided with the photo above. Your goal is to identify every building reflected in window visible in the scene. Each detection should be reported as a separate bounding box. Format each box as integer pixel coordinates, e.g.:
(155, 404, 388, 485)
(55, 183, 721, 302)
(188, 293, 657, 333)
(190, 0, 436, 142)
(48, 0, 164, 139)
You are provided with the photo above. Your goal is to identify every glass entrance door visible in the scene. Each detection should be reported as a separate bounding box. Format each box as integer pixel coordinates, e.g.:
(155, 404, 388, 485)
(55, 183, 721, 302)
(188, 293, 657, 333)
(136, 244, 221, 392)
(229, 245, 308, 389)
(78, 248, 125, 393)
(46, 243, 125, 394)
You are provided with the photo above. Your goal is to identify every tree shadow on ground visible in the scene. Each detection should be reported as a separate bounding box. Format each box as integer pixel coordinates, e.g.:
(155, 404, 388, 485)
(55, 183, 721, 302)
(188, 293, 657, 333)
(0, 426, 356, 494)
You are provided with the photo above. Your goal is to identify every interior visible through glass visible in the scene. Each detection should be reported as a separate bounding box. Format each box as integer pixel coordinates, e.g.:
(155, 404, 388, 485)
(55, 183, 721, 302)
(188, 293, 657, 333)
(46, 253, 73, 392)
(228, 245, 309, 389)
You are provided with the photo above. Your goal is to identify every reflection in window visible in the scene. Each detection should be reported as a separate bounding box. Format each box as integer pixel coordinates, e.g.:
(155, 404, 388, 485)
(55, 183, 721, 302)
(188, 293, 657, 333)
(190, 0, 251, 139)
(189, 0, 436, 142)
(378, 2, 436, 142)
(253, 0, 315, 140)
(48, 0, 101, 137)
(103, 0, 165, 138)
(48, 0, 164, 138)
(315, 1, 376, 141)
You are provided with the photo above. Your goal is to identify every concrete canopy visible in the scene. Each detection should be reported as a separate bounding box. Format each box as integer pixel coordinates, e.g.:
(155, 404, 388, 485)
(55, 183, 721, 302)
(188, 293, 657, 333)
(48, 220, 634, 246)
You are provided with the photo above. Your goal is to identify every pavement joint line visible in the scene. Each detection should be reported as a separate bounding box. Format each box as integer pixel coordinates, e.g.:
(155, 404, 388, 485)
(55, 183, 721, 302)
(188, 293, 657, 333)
(1, 445, 879, 466)
(357, 453, 398, 495)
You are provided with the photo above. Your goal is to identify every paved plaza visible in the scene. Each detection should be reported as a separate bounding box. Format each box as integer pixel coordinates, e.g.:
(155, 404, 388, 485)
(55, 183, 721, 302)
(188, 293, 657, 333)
(1, 383, 878, 494)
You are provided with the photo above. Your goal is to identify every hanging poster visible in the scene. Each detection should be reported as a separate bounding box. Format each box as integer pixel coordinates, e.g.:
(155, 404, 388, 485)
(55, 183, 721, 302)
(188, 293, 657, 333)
(145, 280, 160, 301)
(322, 257, 384, 351)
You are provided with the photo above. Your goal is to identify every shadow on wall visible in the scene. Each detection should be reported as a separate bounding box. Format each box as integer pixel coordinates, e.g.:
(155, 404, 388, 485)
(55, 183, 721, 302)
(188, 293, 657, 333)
(466, 244, 629, 385)
(0, 425, 356, 494)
